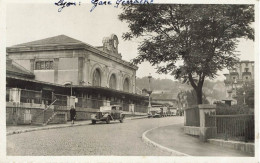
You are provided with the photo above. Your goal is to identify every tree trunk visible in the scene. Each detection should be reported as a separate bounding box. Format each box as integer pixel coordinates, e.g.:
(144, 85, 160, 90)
(188, 73, 204, 105)
(196, 87, 203, 104)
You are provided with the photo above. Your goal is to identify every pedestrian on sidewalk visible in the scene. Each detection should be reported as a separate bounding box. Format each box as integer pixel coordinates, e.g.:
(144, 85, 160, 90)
(70, 105, 76, 124)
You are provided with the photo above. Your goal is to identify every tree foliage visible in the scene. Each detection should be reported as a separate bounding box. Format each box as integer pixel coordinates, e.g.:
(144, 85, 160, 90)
(119, 4, 254, 104)
(235, 81, 254, 108)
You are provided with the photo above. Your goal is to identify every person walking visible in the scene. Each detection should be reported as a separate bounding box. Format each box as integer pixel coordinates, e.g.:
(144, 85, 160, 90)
(70, 105, 76, 124)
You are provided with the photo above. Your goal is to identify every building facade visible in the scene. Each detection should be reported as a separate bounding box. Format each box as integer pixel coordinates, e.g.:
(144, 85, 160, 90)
(7, 34, 137, 93)
(6, 34, 148, 125)
(224, 60, 254, 104)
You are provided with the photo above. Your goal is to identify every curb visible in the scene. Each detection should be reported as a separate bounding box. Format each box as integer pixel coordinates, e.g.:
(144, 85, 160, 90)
(7, 116, 148, 136)
(141, 123, 190, 156)
(127, 116, 148, 120)
(6, 122, 90, 136)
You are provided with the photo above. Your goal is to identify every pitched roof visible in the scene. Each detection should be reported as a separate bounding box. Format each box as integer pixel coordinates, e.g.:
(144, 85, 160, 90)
(151, 92, 178, 100)
(6, 59, 34, 78)
(12, 35, 85, 47)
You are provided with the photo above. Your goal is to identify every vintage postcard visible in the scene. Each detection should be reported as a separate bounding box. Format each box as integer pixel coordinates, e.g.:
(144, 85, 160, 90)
(0, 0, 259, 162)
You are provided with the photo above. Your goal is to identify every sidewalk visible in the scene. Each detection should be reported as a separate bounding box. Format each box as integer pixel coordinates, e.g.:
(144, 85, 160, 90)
(6, 115, 147, 136)
(144, 123, 254, 157)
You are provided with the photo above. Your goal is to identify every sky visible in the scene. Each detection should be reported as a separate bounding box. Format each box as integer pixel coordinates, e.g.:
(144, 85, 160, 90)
(6, 2, 255, 81)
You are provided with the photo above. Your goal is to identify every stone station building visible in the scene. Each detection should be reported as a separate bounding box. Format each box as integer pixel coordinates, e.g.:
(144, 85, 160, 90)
(6, 34, 148, 125)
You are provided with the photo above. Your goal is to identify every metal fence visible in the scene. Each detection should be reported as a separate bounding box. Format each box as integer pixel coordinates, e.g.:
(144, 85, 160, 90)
(53, 93, 68, 106)
(20, 89, 42, 104)
(122, 103, 129, 112)
(135, 105, 148, 113)
(208, 114, 254, 142)
(185, 106, 200, 127)
(76, 97, 104, 109)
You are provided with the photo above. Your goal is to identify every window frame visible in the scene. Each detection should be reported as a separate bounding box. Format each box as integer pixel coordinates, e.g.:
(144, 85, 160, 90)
(35, 60, 54, 70)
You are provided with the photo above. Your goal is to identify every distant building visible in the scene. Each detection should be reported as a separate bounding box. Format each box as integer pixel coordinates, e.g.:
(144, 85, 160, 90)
(224, 60, 254, 104)
(150, 91, 178, 108)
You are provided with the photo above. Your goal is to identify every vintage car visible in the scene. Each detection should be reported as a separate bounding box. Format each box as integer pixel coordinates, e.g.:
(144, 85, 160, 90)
(167, 107, 177, 116)
(148, 106, 163, 118)
(91, 105, 125, 124)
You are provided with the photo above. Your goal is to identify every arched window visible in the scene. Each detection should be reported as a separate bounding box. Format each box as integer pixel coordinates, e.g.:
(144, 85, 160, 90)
(109, 74, 117, 89)
(123, 78, 130, 92)
(93, 69, 101, 86)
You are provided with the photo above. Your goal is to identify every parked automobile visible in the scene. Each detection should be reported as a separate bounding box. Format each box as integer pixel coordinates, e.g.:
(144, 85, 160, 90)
(91, 105, 125, 124)
(167, 107, 177, 116)
(148, 106, 163, 118)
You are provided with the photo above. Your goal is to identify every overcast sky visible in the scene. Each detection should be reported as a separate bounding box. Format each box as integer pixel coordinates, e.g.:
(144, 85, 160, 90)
(6, 3, 255, 81)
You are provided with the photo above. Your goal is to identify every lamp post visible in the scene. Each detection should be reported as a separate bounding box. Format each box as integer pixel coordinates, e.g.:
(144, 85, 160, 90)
(243, 91, 246, 104)
(147, 74, 153, 113)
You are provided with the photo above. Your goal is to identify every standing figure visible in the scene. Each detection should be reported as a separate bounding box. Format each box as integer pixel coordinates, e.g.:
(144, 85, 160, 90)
(70, 105, 76, 124)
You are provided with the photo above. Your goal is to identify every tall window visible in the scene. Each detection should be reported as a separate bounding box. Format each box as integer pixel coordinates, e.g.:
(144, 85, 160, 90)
(109, 74, 117, 89)
(35, 61, 53, 70)
(123, 78, 130, 92)
(93, 69, 101, 86)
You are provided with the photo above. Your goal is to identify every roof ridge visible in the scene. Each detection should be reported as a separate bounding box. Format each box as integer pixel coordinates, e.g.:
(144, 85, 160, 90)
(12, 34, 85, 47)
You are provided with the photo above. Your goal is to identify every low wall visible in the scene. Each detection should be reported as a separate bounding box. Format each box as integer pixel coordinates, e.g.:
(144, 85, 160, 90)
(208, 139, 254, 154)
(6, 102, 45, 125)
(184, 126, 200, 136)
(49, 112, 67, 124)
(184, 104, 217, 142)
(6, 102, 149, 125)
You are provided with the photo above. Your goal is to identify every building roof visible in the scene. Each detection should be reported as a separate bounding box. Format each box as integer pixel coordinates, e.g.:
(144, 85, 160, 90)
(6, 59, 34, 79)
(7, 35, 138, 70)
(151, 92, 178, 100)
(12, 35, 85, 47)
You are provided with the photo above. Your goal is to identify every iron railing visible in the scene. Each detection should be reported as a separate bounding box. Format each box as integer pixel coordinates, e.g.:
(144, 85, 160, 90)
(20, 89, 42, 104)
(135, 105, 148, 113)
(76, 97, 104, 109)
(53, 93, 67, 106)
(208, 114, 254, 142)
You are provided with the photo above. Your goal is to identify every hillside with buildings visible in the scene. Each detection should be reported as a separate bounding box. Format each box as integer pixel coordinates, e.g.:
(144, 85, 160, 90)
(136, 77, 227, 105)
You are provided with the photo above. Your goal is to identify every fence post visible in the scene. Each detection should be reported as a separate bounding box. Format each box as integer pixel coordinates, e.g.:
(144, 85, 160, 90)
(184, 107, 187, 126)
(10, 88, 21, 103)
(67, 96, 76, 108)
(198, 104, 217, 142)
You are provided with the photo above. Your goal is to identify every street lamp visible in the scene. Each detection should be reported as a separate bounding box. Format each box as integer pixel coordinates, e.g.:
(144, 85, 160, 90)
(243, 91, 246, 104)
(147, 74, 153, 113)
(233, 79, 237, 97)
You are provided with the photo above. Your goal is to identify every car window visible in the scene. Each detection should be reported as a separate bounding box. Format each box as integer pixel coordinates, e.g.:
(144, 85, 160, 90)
(112, 107, 116, 110)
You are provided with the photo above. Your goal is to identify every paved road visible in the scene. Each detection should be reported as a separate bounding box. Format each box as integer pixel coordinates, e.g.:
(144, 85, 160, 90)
(146, 124, 253, 157)
(7, 116, 184, 156)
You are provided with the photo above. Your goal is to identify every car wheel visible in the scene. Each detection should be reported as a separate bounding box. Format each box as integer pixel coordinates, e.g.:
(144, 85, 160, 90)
(106, 117, 110, 124)
(119, 119, 123, 123)
(92, 120, 96, 124)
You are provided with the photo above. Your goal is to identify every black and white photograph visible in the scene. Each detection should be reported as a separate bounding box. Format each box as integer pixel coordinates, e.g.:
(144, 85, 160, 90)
(0, 0, 259, 162)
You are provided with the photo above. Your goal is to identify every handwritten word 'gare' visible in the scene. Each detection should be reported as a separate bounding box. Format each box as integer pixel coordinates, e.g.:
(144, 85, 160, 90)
(90, 0, 154, 12)
(55, 0, 79, 12)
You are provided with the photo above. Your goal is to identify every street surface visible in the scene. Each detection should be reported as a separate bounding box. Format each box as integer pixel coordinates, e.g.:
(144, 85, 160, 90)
(146, 124, 253, 157)
(7, 116, 183, 156)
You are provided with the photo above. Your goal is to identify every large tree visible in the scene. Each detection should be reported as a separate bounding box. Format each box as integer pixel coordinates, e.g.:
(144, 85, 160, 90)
(119, 4, 254, 104)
